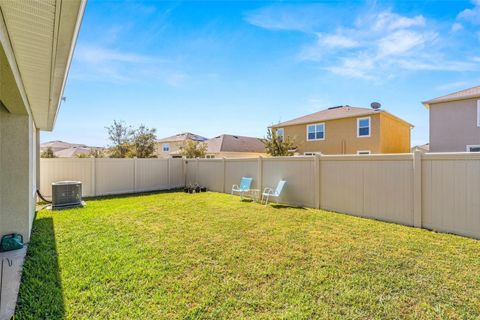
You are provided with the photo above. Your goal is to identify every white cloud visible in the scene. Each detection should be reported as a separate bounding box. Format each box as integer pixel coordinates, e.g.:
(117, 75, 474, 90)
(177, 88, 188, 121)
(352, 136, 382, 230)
(245, 4, 321, 32)
(327, 54, 375, 79)
(247, 4, 480, 80)
(377, 30, 435, 56)
(320, 34, 360, 48)
(371, 11, 426, 31)
(451, 22, 464, 32)
(75, 46, 153, 64)
(457, 0, 480, 25)
(73, 45, 190, 86)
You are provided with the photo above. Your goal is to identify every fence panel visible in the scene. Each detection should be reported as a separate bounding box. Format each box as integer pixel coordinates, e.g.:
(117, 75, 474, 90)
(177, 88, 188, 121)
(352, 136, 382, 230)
(135, 159, 169, 192)
(40, 159, 94, 197)
(321, 155, 414, 226)
(197, 159, 224, 192)
(185, 159, 198, 185)
(169, 159, 185, 188)
(95, 159, 135, 196)
(40, 154, 480, 239)
(262, 157, 315, 207)
(224, 159, 259, 191)
(422, 154, 480, 238)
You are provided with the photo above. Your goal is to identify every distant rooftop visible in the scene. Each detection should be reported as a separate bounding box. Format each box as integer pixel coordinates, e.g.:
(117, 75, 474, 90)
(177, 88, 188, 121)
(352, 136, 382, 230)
(206, 134, 265, 153)
(423, 85, 480, 107)
(157, 132, 208, 143)
(40, 140, 88, 151)
(271, 105, 412, 128)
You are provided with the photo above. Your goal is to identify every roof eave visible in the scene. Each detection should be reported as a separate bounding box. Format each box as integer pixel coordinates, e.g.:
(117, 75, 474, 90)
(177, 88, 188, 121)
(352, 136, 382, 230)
(421, 93, 480, 110)
(44, 0, 87, 131)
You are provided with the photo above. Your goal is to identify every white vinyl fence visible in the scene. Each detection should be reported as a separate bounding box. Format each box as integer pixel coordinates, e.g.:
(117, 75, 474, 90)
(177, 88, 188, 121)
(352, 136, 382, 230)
(40, 158, 184, 197)
(41, 152, 480, 239)
(185, 152, 480, 239)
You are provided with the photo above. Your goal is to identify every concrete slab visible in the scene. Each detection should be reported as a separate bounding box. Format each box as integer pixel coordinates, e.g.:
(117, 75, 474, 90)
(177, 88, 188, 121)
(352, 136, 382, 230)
(0, 247, 26, 320)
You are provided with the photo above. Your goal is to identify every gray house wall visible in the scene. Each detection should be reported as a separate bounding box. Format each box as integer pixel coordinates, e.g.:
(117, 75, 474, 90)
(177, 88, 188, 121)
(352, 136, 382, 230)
(0, 103, 37, 242)
(430, 98, 480, 152)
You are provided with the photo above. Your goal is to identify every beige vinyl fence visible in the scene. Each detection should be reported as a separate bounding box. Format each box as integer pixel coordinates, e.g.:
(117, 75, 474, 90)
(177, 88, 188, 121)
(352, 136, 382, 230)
(41, 153, 480, 239)
(40, 158, 184, 197)
(186, 152, 480, 239)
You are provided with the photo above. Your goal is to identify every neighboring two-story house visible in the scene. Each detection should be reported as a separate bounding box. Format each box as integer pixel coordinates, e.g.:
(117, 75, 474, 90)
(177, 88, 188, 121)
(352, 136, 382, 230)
(156, 132, 208, 158)
(423, 86, 480, 152)
(204, 134, 266, 158)
(271, 105, 412, 155)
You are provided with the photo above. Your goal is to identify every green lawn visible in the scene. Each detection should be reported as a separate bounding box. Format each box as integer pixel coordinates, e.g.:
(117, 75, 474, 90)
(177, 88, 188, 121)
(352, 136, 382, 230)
(16, 192, 480, 319)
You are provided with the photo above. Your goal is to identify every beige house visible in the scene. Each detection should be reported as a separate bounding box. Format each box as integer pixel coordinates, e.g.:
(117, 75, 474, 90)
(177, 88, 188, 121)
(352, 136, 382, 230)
(271, 105, 412, 155)
(156, 132, 208, 158)
(423, 86, 480, 152)
(204, 134, 266, 158)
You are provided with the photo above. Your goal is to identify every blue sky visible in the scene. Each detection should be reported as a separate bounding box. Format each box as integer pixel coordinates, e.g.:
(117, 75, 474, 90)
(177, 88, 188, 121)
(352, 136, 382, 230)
(42, 0, 480, 147)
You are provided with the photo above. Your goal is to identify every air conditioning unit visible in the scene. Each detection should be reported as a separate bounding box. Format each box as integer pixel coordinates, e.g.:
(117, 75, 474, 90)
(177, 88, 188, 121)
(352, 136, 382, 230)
(52, 181, 84, 209)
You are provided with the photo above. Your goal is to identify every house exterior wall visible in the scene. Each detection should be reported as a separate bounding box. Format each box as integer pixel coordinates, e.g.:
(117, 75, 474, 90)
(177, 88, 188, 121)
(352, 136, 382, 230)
(380, 114, 411, 153)
(156, 141, 185, 158)
(276, 113, 382, 154)
(275, 112, 410, 155)
(429, 98, 480, 152)
(0, 104, 37, 242)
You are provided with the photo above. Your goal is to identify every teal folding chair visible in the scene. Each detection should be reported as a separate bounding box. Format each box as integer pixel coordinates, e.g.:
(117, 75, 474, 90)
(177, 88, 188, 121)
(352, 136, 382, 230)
(262, 180, 286, 205)
(231, 177, 253, 200)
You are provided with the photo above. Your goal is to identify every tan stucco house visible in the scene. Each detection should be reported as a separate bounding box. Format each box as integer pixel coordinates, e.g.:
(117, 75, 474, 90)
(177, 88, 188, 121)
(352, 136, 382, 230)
(271, 105, 412, 155)
(0, 0, 85, 242)
(423, 86, 480, 152)
(156, 132, 208, 158)
(204, 134, 266, 158)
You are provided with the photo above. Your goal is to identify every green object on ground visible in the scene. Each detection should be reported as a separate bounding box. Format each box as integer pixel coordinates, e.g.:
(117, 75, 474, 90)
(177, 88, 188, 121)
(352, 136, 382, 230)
(0, 233, 24, 252)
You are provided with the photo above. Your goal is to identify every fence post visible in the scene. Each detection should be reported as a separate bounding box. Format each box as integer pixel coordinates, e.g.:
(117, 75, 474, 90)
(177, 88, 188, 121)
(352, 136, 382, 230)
(314, 154, 321, 209)
(91, 157, 96, 197)
(134, 157, 138, 192)
(413, 150, 422, 228)
(196, 157, 200, 184)
(257, 156, 263, 191)
(167, 158, 171, 189)
(222, 157, 226, 193)
(183, 159, 187, 187)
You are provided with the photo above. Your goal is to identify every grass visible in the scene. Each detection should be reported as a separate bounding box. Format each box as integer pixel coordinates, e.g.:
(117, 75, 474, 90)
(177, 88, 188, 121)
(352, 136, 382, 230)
(16, 191, 480, 319)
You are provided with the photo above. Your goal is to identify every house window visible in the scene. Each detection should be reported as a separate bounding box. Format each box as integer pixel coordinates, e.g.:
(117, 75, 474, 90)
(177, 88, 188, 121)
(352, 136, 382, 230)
(307, 123, 325, 141)
(357, 117, 371, 137)
(205, 155, 215, 159)
(276, 128, 285, 141)
(466, 145, 480, 152)
(357, 150, 371, 155)
(162, 143, 170, 152)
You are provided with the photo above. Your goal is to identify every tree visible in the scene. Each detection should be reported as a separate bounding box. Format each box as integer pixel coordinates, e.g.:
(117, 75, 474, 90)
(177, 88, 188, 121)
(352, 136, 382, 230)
(132, 125, 157, 158)
(89, 148, 105, 158)
(106, 120, 134, 158)
(41, 147, 56, 158)
(262, 128, 295, 156)
(180, 140, 208, 158)
(75, 153, 89, 158)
